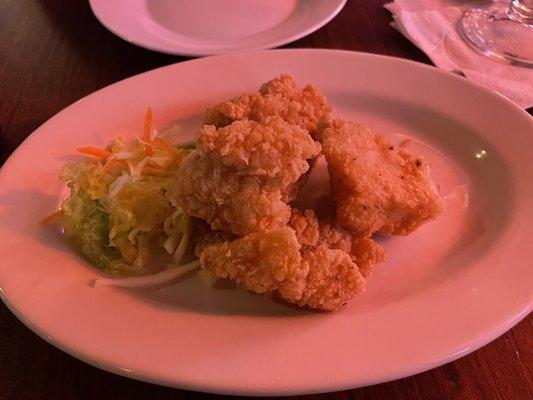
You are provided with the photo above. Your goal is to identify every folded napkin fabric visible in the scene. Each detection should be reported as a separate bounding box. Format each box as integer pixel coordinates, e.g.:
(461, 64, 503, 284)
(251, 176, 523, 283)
(385, 0, 533, 109)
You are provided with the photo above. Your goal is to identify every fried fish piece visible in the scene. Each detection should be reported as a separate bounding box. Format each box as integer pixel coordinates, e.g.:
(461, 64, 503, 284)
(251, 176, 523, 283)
(173, 117, 320, 235)
(174, 151, 290, 235)
(204, 75, 332, 137)
(320, 119, 445, 236)
(289, 209, 386, 277)
(200, 227, 365, 311)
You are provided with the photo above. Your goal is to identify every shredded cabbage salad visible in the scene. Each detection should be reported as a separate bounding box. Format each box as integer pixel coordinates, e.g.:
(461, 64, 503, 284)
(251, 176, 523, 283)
(42, 109, 198, 285)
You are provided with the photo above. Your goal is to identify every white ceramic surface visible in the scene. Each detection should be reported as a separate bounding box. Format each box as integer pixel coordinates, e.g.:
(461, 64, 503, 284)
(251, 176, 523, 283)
(0, 50, 531, 395)
(89, 0, 346, 56)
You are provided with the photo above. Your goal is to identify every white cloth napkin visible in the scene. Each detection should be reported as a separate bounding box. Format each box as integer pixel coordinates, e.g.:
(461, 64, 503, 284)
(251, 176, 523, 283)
(385, 0, 533, 109)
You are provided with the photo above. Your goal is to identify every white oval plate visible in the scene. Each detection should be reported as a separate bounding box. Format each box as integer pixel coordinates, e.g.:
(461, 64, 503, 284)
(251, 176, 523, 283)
(89, 0, 346, 56)
(0, 50, 532, 395)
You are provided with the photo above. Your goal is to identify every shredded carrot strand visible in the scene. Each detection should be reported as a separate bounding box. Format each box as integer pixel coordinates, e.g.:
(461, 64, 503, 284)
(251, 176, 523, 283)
(153, 137, 179, 155)
(143, 107, 153, 143)
(40, 210, 62, 225)
(77, 146, 112, 158)
(145, 143, 154, 157)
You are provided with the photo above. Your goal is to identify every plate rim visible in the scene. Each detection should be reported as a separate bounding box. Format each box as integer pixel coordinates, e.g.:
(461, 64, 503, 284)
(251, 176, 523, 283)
(0, 49, 532, 395)
(0, 290, 529, 396)
(88, 0, 347, 56)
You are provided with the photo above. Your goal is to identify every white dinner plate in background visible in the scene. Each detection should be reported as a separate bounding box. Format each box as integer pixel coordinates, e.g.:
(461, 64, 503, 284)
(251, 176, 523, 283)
(89, 0, 346, 56)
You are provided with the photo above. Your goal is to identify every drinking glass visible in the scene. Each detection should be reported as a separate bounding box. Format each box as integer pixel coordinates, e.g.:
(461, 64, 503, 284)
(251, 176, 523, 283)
(458, 0, 533, 67)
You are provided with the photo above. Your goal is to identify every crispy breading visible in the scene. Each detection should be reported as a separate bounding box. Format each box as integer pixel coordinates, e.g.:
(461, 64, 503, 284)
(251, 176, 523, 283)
(320, 119, 445, 236)
(200, 227, 307, 302)
(350, 235, 386, 278)
(299, 246, 366, 310)
(174, 151, 291, 235)
(199, 117, 321, 187)
(200, 227, 365, 311)
(204, 75, 332, 137)
(289, 209, 321, 247)
(174, 118, 320, 235)
(289, 209, 386, 277)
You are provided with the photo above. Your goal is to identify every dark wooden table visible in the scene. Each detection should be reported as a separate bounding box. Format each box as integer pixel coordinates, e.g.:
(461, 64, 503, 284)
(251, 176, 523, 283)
(0, 1, 531, 399)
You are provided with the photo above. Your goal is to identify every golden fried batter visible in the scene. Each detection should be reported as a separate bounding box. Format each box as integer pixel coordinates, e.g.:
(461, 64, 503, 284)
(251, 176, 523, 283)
(199, 117, 321, 187)
(320, 119, 445, 236)
(204, 75, 332, 137)
(200, 227, 365, 311)
(174, 151, 290, 235)
(289, 209, 386, 277)
(299, 245, 365, 311)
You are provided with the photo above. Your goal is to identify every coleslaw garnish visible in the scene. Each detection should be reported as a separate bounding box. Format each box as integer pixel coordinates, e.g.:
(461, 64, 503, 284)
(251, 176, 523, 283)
(44, 108, 197, 279)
